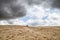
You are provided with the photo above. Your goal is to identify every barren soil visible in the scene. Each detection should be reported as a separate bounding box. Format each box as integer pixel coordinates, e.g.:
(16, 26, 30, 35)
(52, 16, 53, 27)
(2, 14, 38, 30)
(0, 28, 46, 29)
(0, 26, 60, 40)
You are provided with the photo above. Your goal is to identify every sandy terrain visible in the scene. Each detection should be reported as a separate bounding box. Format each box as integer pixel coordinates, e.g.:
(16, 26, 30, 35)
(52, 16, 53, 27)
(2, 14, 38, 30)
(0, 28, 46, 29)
(0, 25, 60, 40)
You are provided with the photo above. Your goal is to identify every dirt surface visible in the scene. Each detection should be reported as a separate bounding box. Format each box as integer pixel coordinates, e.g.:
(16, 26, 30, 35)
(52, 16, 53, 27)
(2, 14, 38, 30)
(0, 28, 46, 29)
(0, 26, 60, 40)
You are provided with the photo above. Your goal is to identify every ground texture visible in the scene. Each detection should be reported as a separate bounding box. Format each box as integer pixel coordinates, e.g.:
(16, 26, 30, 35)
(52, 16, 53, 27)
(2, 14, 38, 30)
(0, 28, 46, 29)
(0, 26, 60, 40)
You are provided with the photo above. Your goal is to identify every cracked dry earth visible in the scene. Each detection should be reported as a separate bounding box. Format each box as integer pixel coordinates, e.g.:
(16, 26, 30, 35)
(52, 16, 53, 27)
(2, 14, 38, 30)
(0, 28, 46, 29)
(0, 26, 60, 40)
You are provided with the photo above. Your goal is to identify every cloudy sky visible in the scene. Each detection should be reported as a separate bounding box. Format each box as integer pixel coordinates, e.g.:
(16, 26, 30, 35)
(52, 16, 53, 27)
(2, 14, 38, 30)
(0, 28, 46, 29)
(0, 0, 60, 26)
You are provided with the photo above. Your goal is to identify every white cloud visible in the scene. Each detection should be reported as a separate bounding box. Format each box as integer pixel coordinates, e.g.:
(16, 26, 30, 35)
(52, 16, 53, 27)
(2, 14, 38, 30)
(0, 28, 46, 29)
(46, 13, 60, 26)
(0, 21, 9, 25)
(0, 19, 27, 25)
(26, 5, 46, 19)
(12, 19, 27, 25)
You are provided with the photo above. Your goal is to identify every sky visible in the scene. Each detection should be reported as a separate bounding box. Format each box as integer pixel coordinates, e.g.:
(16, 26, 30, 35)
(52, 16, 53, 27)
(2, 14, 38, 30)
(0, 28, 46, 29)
(0, 0, 60, 26)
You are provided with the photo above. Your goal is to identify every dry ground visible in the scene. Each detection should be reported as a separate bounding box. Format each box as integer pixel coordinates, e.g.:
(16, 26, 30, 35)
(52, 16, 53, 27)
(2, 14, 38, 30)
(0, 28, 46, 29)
(0, 25, 60, 40)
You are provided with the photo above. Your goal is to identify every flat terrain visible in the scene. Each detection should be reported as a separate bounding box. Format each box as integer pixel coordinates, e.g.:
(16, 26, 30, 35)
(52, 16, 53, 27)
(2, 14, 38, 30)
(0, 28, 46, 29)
(0, 26, 60, 40)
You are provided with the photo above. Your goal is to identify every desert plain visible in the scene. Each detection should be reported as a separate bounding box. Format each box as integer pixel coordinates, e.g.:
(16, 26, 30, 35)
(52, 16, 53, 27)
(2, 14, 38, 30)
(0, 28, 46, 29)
(0, 25, 60, 40)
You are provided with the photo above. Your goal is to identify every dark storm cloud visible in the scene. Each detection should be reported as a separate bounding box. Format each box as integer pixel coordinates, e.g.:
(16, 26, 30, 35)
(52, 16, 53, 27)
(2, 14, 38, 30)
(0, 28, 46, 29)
(0, 0, 26, 20)
(52, 0, 60, 9)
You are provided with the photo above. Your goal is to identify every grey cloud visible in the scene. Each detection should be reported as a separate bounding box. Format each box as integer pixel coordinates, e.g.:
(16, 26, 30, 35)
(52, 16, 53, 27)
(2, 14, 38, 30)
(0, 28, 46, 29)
(52, 0, 60, 9)
(0, 0, 26, 20)
(26, 0, 60, 9)
(27, 0, 45, 5)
